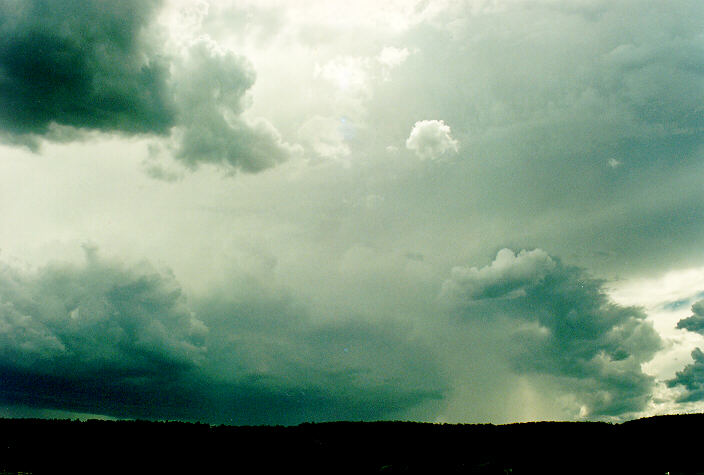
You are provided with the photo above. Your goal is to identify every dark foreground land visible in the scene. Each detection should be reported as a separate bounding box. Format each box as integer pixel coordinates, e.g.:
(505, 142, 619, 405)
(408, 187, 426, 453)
(1, 414, 703, 474)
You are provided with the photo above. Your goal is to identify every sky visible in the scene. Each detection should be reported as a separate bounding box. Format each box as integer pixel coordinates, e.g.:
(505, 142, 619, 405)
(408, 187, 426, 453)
(0, 0, 703, 425)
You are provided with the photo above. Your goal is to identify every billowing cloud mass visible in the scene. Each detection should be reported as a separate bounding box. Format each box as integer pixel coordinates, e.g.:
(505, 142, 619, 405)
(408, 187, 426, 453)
(0, 0, 173, 142)
(406, 120, 458, 160)
(667, 301, 704, 402)
(171, 40, 297, 172)
(0, 0, 295, 173)
(676, 300, 704, 334)
(443, 249, 662, 417)
(0, 250, 445, 424)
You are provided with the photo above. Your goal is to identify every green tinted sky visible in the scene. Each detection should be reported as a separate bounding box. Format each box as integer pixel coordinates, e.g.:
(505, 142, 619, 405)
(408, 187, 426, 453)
(0, 0, 703, 424)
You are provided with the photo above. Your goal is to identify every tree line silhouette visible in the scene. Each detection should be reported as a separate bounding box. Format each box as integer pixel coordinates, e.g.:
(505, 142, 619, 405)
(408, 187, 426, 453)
(1, 413, 702, 474)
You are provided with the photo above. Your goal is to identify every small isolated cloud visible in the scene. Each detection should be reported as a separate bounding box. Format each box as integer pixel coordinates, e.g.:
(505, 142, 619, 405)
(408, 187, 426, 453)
(442, 249, 662, 418)
(406, 120, 458, 160)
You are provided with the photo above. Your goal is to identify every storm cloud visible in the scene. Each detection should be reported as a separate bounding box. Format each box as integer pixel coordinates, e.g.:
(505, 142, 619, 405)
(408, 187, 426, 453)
(0, 0, 295, 172)
(443, 249, 662, 417)
(676, 300, 704, 334)
(0, 0, 173, 140)
(0, 0, 702, 424)
(0, 250, 445, 424)
(666, 301, 704, 403)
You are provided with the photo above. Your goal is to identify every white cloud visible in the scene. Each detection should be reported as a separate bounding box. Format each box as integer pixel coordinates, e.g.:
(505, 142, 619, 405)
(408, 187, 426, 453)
(377, 46, 411, 80)
(297, 115, 351, 160)
(406, 120, 459, 160)
(377, 46, 410, 69)
(315, 56, 370, 93)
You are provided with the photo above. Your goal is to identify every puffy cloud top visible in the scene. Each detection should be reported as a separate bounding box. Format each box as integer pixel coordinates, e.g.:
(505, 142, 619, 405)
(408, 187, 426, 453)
(406, 120, 459, 160)
(0, 252, 207, 376)
(442, 249, 556, 301)
(443, 248, 662, 417)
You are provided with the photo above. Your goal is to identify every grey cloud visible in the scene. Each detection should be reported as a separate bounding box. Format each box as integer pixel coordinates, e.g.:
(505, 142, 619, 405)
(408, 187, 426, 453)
(171, 40, 298, 173)
(443, 249, 662, 417)
(0, 250, 207, 379)
(360, 0, 704, 278)
(192, 287, 447, 424)
(0, 0, 295, 173)
(667, 348, 704, 403)
(0, 0, 174, 144)
(0, 252, 445, 424)
(676, 300, 704, 334)
(441, 249, 556, 301)
(667, 301, 704, 403)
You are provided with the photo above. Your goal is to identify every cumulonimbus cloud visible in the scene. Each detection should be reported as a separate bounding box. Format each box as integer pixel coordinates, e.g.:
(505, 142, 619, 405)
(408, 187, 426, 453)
(0, 250, 446, 423)
(442, 248, 662, 418)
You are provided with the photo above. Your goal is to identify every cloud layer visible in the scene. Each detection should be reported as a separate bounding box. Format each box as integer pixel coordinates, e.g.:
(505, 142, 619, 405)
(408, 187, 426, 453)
(0, 250, 445, 424)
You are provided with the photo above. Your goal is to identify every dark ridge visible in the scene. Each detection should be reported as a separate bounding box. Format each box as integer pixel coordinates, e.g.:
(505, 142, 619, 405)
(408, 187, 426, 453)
(0, 414, 701, 474)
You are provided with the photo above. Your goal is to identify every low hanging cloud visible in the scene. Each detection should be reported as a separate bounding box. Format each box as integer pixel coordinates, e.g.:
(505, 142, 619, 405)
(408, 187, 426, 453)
(0, 250, 445, 424)
(0, 0, 174, 143)
(667, 300, 704, 402)
(0, 249, 208, 413)
(442, 249, 662, 418)
(405, 119, 458, 160)
(0, 0, 295, 173)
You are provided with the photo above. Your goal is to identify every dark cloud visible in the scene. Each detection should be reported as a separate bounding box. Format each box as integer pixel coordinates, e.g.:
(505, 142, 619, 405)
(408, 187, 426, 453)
(667, 301, 704, 403)
(667, 348, 704, 403)
(442, 249, 662, 417)
(0, 0, 174, 142)
(0, 249, 207, 387)
(0, 251, 445, 424)
(0, 0, 296, 172)
(192, 286, 447, 424)
(676, 300, 704, 334)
